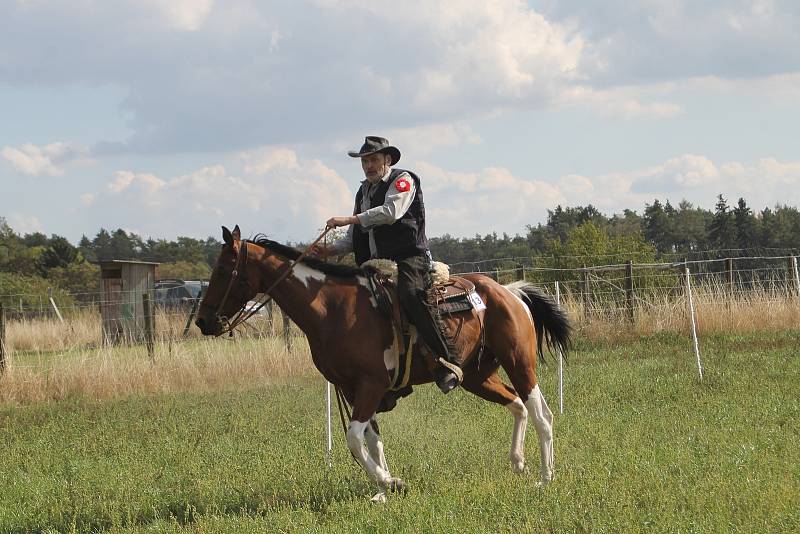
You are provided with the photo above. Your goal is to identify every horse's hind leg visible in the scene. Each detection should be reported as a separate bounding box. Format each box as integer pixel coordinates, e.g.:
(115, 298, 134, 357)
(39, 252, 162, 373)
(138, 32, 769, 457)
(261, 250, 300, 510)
(462, 368, 528, 473)
(525, 384, 555, 484)
(490, 288, 555, 485)
(502, 359, 555, 484)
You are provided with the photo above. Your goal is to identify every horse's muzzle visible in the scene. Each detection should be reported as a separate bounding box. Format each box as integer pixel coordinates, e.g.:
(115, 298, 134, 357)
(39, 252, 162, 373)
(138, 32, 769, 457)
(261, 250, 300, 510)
(195, 316, 221, 336)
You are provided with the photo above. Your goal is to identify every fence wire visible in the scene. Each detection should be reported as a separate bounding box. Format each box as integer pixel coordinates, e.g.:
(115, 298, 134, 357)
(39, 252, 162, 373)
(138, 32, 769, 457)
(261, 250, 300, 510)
(1, 255, 798, 366)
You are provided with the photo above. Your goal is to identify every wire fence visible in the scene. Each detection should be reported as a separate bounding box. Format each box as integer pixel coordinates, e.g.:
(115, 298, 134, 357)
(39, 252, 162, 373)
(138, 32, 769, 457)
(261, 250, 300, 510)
(1, 254, 799, 366)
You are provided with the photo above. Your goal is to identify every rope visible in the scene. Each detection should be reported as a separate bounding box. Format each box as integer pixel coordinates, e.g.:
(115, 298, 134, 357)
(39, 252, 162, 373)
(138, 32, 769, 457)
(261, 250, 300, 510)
(333, 384, 360, 464)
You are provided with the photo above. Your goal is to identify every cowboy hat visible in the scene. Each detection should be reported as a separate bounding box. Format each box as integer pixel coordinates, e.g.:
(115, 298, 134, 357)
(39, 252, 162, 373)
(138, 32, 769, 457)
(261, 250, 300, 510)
(348, 136, 401, 165)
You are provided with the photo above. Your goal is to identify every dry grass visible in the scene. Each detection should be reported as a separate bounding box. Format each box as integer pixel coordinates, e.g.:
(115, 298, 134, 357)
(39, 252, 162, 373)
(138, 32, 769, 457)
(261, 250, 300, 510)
(4, 306, 293, 349)
(0, 335, 316, 404)
(562, 282, 800, 342)
(0, 308, 314, 404)
(1, 285, 798, 404)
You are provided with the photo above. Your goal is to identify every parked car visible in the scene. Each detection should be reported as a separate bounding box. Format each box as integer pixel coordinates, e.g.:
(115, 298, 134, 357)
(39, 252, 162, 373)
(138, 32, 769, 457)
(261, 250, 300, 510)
(154, 279, 207, 309)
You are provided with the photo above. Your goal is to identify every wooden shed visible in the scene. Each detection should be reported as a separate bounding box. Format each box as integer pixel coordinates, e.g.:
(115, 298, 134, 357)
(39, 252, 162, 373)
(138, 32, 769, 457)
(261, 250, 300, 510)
(99, 260, 159, 344)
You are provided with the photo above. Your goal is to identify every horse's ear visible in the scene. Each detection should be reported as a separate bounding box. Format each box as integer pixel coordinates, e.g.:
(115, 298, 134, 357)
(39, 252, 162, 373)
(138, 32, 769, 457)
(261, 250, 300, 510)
(232, 225, 241, 242)
(222, 226, 233, 246)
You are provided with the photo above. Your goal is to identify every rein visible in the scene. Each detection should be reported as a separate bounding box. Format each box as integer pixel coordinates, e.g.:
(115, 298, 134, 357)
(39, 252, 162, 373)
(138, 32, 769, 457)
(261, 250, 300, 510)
(215, 227, 333, 337)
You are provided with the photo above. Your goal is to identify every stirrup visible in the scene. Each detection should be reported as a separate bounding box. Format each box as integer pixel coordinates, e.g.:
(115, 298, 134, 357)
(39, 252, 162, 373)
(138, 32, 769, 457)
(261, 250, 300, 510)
(435, 357, 463, 393)
(435, 370, 460, 394)
(436, 357, 463, 382)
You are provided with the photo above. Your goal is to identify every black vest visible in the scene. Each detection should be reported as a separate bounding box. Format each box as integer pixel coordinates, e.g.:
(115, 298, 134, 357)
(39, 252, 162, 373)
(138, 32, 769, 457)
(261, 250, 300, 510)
(352, 168, 429, 265)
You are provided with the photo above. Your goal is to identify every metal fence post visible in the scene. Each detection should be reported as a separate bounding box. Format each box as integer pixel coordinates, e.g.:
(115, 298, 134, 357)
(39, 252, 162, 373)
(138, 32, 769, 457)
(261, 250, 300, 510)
(787, 256, 799, 299)
(582, 266, 592, 318)
(726, 258, 734, 295)
(0, 304, 6, 374)
(625, 260, 635, 323)
(143, 293, 155, 363)
(48, 287, 64, 323)
(555, 281, 564, 414)
(792, 256, 800, 299)
(685, 267, 703, 380)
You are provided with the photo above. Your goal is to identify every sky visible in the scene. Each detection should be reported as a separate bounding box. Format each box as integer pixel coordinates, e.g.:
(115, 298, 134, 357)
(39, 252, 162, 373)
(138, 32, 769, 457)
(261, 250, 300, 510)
(1, 0, 799, 244)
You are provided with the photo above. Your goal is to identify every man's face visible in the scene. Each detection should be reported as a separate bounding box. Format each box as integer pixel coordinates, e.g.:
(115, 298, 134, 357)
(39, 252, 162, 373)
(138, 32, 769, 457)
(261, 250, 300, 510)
(361, 153, 391, 182)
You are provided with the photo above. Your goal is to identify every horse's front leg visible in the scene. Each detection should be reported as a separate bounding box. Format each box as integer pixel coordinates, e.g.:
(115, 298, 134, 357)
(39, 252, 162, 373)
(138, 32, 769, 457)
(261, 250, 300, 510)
(364, 418, 395, 502)
(347, 382, 405, 498)
(365, 419, 389, 472)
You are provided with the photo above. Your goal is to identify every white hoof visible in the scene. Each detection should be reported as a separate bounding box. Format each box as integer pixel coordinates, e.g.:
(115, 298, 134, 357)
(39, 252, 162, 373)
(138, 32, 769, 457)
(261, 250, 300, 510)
(511, 459, 526, 474)
(371, 491, 388, 503)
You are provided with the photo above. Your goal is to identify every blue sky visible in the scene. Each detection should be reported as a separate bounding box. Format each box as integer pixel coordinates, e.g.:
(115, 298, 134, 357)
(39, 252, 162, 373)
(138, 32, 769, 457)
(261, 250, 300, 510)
(1, 0, 799, 243)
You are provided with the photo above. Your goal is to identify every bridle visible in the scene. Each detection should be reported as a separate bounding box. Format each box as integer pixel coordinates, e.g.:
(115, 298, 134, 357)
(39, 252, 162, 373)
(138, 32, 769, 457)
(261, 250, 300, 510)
(213, 239, 251, 336)
(212, 227, 332, 337)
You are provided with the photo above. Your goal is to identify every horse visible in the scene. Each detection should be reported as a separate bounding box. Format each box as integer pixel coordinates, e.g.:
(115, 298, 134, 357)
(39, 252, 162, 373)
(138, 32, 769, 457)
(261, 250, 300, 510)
(195, 226, 571, 499)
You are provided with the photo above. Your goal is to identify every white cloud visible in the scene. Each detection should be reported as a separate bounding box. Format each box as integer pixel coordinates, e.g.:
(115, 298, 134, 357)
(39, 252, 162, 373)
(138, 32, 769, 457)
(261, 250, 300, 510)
(157, 0, 214, 31)
(239, 147, 353, 228)
(538, 0, 800, 83)
(632, 154, 721, 192)
(1, 142, 88, 177)
(384, 122, 482, 158)
(415, 161, 566, 236)
(241, 148, 300, 175)
(7, 213, 43, 235)
(0, 0, 587, 153)
(88, 148, 352, 240)
(2, 0, 799, 158)
(685, 73, 800, 103)
(561, 155, 800, 215)
(558, 86, 684, 119)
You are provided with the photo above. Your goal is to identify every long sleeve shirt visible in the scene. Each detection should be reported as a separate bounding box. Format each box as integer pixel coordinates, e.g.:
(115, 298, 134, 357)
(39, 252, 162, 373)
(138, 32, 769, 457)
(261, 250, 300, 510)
(331, 169, 416, 258)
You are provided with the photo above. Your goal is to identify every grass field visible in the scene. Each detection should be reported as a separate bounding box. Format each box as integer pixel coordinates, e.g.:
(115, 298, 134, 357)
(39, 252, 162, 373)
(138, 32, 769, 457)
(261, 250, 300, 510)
(0, 331, 798, 532)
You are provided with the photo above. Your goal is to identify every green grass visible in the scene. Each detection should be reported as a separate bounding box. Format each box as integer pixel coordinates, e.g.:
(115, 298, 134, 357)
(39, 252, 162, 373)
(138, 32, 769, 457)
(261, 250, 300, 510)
(0, 331, 798, 533)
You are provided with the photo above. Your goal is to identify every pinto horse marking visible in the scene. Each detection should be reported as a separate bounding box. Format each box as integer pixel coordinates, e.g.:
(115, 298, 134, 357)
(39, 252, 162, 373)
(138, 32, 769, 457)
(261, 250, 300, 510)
(195, 226, 572, 497)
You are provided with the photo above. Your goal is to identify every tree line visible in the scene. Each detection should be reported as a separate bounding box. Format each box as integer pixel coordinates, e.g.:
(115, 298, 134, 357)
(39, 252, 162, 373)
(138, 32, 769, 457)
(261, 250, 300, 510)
(430, 196, 800, 270)
(2, 195, 799, 306)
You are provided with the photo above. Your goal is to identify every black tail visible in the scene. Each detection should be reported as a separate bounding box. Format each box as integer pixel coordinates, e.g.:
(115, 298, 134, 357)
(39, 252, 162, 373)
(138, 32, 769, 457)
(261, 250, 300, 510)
(506, 282, 572, 363)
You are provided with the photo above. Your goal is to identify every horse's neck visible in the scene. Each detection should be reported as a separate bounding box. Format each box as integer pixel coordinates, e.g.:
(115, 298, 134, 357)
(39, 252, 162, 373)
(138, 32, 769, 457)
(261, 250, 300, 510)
(255, 252, 327, 336)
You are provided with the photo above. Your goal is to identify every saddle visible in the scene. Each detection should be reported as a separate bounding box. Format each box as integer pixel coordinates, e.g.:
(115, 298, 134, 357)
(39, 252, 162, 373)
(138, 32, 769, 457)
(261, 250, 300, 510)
(429, 276, 480, 313)
(362, 259, 483, 320)
(362, 259, 487, 407)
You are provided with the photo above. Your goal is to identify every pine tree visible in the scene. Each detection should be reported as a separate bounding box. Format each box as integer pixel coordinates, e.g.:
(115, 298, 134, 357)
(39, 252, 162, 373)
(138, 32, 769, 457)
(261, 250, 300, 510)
(110, 229, 137, 260)
(674, 200, 711, 252)
(78, 235, 96, 263)
(709, 194, 736, 250)
(644, 199, 670, 252)
(39, 235, 80, 275)
(733, 198, 757, 250)
(92, 229, 113, 261)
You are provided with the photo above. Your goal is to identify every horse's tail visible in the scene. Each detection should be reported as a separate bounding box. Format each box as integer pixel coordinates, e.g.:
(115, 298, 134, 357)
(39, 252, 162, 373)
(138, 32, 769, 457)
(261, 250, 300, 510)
(504, 281, 572, 363)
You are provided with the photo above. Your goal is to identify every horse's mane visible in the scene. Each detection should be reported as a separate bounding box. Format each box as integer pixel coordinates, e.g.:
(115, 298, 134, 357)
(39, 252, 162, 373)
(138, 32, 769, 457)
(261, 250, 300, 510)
(250, 235, 365, 278)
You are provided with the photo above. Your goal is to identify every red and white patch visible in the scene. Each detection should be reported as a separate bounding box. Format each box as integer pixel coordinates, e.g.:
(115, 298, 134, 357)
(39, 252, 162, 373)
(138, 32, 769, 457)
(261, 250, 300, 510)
(394, 177, 411, 193)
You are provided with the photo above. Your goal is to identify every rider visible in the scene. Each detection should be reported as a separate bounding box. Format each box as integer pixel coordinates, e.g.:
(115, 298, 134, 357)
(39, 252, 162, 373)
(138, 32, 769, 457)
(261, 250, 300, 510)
(319, 136, 460, 393)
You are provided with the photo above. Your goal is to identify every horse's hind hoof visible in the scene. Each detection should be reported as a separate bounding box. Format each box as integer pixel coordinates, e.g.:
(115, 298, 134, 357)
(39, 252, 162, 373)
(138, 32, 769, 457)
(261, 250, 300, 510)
(385, 477, 407, 494)
(371, 491, 388, 503)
